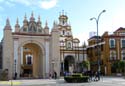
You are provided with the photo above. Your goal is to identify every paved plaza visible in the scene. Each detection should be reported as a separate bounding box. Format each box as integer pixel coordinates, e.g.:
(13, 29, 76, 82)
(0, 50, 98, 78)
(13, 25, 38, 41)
(0, 76, 125, 86)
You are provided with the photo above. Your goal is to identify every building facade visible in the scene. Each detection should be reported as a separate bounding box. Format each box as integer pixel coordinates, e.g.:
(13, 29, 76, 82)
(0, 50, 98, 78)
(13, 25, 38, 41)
(1, 12, 86, 79)
(87, 27, 125, 75)
(58, 13, 87, 75)
(2, 13, 60, 79)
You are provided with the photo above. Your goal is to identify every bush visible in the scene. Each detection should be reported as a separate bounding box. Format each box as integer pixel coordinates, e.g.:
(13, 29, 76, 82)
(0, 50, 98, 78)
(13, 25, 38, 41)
(64, 73, 89, 83)
(0, 69, 8, 81)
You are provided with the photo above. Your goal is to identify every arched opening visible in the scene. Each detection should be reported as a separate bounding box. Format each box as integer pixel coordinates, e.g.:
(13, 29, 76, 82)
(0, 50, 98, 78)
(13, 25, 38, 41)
(20, 43, 43, 78)
(64, 55, 75, 73)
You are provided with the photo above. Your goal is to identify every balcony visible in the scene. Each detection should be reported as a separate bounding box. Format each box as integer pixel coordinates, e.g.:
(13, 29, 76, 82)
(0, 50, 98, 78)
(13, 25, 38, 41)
(21, 64, 32, 69)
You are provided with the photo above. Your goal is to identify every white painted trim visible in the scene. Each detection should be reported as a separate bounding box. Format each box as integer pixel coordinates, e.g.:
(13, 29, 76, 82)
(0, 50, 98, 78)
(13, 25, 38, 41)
(121, 38, 125, 48)
(87, 41, 105, 48)
(121, 50, 125, 60)
(117, 41, 120, 60)
(109, 39, 115, 48)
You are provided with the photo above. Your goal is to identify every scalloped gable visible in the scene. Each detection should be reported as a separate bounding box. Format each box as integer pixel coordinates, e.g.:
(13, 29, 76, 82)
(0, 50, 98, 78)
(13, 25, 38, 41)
(114, 27, 125, 32)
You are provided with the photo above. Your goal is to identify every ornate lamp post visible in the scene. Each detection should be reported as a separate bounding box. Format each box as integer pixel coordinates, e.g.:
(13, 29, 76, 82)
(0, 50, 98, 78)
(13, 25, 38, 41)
(90, 10, 106, 72)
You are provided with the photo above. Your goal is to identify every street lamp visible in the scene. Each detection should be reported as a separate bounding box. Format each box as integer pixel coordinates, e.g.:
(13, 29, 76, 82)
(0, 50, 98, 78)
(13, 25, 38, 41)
(90, 10, 106, 73)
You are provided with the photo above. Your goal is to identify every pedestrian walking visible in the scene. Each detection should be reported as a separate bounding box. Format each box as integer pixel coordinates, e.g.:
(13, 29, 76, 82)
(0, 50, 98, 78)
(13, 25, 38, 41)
(54, 71, 57, 79)
(49, 72, 52, 79)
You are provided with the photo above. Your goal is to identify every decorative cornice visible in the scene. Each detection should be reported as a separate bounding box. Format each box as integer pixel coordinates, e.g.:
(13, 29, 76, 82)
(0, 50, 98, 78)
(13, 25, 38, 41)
(12, 32, 51, 36)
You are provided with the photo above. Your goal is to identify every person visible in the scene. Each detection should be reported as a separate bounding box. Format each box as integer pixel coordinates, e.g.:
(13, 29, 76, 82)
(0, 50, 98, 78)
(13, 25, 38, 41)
(63, 71, 67, 76)
(97, 71, 100, 81)
(94, 71, 100, 81)
(49, 72, 52, 79)
(14, 72, 17, 79)
(89, 70, 93, 81)
(54, 71, 57, 79)
(94, 71, 98, 81)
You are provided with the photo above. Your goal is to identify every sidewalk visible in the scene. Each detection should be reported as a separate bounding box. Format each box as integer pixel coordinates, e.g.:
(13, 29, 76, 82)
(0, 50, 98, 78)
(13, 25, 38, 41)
(0, 79, 57, 86)
(0, 76, 125, 86)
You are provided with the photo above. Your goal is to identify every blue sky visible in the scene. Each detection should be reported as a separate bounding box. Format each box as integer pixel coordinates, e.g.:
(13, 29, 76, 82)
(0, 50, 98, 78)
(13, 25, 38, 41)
(0, 0, 125, 45)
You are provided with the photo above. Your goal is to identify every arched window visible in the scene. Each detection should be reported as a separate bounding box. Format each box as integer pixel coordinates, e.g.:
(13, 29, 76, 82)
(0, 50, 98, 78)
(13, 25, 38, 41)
(23, 28, 27, 32)
(63, 20, 65, 25)
(68, 42, 71, 48)
(62, 30, 65, 35)
(110, 51, 116, 61)
(67, 42, 72, 49)
(26, 54, 33, 65)
(109, 39, 115, 48)
(27, 56, 31, 64)
(121, 50, 125, 60)
(121, 39, 125, 48)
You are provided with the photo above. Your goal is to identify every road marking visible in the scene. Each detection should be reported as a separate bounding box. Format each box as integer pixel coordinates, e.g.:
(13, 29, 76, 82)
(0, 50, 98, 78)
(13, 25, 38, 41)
(0, 81, 21, 85)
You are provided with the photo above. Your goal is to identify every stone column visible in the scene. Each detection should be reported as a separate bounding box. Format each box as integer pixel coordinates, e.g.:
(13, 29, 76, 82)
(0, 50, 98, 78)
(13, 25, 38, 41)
(45, 40, 49, 78)
(42, 53, 46, 78)
(18, 47, 23, 78)
(20, 47, 23, 65)
(51, 24, 60, 78)
(33, 52, 37, 78)
(14, 40, 18, 77)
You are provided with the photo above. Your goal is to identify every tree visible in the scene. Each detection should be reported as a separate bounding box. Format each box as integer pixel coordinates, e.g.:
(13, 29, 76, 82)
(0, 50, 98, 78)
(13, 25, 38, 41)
(119, 60, 125, 74)
(82, 60, 90, 71)
(112, 60, 125, 74)
(0, 69, 8, 81)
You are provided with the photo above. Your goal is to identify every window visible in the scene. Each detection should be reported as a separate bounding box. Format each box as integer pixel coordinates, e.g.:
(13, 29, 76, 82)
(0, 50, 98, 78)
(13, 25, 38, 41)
(38, 28, 42, 32)
(26, 54, 33, 65)
(23, 28, 27, 32)
(27, 56, 31, 64)
(63, 20, 65, 25)
(121, 39, 125, 48)
(68, 42, 71, 48)
(67, 31, 71, 36)
(120, 32, 125, 36)
(121, 50, 125, 60)
(62, 30, 65, 35)
(67, 32, 69, 36)
(67, 42, 72, 49)
(109, 39, 115, 48)
(110, 51, 116, 61)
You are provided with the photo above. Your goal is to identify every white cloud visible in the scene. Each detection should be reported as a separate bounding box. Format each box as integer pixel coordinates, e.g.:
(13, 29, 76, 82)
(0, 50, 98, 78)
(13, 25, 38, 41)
(0, 0, 15, 7)
(0, 0, 58, 9)
(5, 1, 15, 7)
(39, 0, 58, 9)
(14, 0, 33, 6)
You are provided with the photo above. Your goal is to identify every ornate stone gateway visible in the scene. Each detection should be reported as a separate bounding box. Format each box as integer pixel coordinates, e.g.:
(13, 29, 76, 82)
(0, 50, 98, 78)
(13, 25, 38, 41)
(2, 12, 60, 79)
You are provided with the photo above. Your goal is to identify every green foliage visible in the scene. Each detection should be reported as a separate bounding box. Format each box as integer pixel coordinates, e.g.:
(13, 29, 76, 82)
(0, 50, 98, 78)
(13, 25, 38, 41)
(119, 60, 125, 70)
(71, 73, 83, 77)
(112, 60, 125, 73)
(0, 69, 8, 81)
(81, 60, 90, 70)
(64, 73, 89, 83)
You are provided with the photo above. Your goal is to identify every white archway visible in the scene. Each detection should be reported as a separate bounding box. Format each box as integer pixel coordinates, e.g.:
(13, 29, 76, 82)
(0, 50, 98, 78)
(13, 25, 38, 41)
(17, 40, 46, 78)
